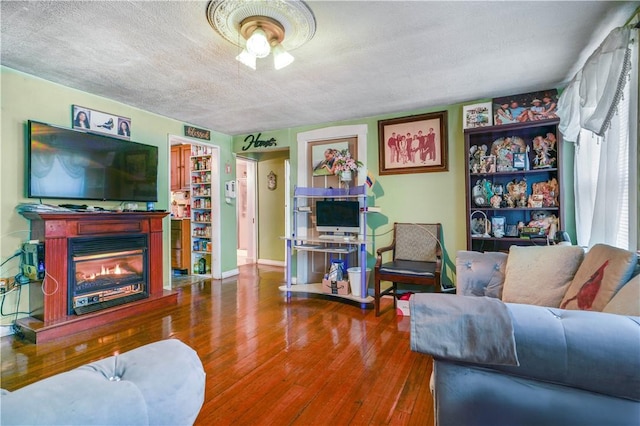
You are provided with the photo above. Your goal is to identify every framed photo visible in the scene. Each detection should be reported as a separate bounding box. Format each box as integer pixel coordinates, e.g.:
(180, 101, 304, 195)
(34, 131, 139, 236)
(492, 89, 558, 126)
(463, 102, 492, 129)
(378, 111, 448, 175)
(513, 152, 526, 170)
(480, 155, 496, 173)
(72, 105, 131, 139)
(491, 216, 506, 238)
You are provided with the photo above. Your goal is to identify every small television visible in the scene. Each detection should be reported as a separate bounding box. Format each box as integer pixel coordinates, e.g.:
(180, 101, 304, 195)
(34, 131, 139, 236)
(315, 200, 360, 235)
(27, 120, 158, 202)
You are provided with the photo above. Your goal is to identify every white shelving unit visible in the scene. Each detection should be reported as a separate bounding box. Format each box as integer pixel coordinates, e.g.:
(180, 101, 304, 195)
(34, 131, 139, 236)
(190, 145, 213, 276)
(280, 185, 374, 308)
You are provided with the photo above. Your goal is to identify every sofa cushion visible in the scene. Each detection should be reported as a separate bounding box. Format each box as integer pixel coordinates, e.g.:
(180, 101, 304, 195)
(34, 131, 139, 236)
(602, 274, 640, 316)
(560, 244, 638, 311)
(502, 245, 584, 307)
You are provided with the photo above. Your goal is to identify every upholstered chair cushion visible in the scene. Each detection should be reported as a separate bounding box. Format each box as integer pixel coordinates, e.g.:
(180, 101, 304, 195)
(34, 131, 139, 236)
(560, 244, 638, 311)
(502, 245, 584, 307)
(394, 224, 439, 262)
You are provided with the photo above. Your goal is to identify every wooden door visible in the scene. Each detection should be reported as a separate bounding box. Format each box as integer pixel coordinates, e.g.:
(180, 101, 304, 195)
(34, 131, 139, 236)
(180, 145, 191, 190)
(170, 146, 181, 191)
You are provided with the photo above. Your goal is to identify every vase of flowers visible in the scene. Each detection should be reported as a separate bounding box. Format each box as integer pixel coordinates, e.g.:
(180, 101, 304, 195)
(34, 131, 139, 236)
(333, 149, 362, 191)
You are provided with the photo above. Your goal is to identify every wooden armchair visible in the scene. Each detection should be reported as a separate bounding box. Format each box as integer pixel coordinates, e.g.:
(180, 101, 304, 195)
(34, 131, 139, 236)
(374, 223, 442, 316)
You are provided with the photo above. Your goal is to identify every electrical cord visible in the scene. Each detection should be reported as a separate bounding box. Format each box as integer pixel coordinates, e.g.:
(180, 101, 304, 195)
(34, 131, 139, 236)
(41, 270, 59, 297)
(1, 250, 22, 268)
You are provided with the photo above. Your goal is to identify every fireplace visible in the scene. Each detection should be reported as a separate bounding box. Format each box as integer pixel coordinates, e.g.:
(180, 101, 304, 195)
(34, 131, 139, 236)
(68, 235, 149, 315)
(17, 211, 177, 343)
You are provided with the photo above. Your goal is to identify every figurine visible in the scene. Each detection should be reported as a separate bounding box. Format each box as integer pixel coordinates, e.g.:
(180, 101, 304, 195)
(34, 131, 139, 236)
(505, 178, 527, 208)
(490, 194, 502, 208)
(528, 210, 558, 239)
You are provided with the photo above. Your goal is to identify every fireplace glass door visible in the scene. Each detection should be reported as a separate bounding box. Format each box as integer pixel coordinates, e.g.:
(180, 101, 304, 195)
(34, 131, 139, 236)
(69, 235, 148, 315)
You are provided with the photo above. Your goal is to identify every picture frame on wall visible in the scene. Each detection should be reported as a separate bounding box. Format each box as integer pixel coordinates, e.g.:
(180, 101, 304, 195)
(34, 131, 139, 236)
(378, 111, 448, 175)
(492, 89, 558, 126)
(462, 102, 492, 129)
(72, 105, 131, 140)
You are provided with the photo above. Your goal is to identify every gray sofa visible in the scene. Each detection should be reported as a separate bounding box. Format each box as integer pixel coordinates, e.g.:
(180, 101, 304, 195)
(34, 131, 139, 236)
(410, 244, 640, 426)
(1, 339, 206, 425)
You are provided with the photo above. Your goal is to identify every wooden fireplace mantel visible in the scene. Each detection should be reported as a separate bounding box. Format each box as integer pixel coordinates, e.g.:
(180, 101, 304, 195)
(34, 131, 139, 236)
(17, 211, 177, 343)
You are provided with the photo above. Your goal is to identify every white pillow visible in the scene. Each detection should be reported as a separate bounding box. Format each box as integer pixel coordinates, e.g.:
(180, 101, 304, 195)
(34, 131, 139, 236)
(502, 245, 584, 307)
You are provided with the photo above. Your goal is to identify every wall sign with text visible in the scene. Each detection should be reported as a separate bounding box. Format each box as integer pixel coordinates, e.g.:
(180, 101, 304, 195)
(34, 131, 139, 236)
(184, 125, 210, 141)
(242, 133, 277, 151)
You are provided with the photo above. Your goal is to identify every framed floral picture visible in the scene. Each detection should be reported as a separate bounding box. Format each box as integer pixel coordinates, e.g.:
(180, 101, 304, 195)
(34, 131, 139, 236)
(378, 111, 448, 175)
(463, 102, 492, 129)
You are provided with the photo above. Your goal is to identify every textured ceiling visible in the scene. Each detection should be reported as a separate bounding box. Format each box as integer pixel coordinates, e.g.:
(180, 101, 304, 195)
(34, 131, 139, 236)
(1, 1, 637, 135)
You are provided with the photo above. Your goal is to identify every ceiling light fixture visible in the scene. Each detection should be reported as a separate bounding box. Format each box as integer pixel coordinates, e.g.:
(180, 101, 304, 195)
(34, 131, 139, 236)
(207, 0, 316, 71)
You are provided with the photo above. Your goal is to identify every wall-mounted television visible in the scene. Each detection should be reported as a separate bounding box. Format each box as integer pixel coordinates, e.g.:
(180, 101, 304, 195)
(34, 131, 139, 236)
(315, 200, 360, 235)
(27, 120, 158, 202)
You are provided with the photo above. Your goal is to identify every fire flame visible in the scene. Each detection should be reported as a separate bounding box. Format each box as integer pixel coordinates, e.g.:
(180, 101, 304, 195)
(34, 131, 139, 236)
(85, 264, 122, 280)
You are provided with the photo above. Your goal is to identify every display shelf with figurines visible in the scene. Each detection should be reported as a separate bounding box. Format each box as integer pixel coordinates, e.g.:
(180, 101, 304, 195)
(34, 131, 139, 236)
(464, 119, 563, 252)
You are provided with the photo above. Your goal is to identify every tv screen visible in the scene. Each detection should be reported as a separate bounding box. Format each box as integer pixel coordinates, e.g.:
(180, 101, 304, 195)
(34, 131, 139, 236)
(27, 120, 158, 202)
(315, 200, 360, 235)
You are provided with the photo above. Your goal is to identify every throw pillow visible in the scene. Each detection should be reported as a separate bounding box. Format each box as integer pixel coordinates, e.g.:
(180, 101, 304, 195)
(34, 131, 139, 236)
(455, 251, 507, 298)
(602, 274, 640, 316)
(561, 244, 638, 312)
(502, 245, 584, 307)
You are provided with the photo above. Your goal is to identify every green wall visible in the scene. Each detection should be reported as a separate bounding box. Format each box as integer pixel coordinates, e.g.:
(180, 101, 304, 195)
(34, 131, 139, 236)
(0, 67, 237, 309)
(257, 156, 287, 262)
(234, 102, 577, 287)
(234, 106, 468, 287)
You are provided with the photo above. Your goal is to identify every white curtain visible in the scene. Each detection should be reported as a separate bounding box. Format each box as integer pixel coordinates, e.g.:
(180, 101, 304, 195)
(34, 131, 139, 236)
(557, 26, 637, 250)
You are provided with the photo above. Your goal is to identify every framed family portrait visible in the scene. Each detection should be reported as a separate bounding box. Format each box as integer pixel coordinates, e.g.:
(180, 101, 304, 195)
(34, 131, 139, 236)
(72, 105, 131, 139)
(378, 111, 448, 175)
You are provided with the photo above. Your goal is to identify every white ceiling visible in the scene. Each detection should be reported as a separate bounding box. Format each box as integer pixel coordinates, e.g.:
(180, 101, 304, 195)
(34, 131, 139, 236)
(1, 1, 637, 135)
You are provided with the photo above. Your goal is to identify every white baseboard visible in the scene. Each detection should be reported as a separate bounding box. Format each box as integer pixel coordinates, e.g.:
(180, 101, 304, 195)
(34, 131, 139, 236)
(221, 269, 239, 279)
(0, 325, 14, 337)
(257, 259, 285, 267)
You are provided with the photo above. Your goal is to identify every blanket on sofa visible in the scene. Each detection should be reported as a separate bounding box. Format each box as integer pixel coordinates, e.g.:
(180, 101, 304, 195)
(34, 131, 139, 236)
(410, 294, 519, 366)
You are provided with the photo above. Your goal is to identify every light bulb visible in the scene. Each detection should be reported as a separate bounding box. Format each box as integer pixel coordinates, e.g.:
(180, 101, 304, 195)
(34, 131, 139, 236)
(235, 49, 257, 70)
(246, 28, 271, 58)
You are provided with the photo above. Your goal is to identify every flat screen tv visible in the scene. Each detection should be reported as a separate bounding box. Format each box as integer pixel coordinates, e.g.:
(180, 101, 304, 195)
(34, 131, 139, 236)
(27, 120, 158, 202)
(315, 200, 360, 235)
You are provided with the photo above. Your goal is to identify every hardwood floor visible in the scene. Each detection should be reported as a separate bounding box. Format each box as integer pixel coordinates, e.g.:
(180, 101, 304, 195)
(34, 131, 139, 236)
(1, 264, 434, 425)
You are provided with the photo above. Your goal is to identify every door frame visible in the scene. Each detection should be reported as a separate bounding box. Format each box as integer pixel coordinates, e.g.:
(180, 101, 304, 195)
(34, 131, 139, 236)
(236, 156, 258, 265)
(168, 134, 222, 279)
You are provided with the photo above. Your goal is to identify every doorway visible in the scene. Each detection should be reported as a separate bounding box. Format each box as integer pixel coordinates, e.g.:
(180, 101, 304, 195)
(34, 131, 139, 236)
(236, 157, 257, 266)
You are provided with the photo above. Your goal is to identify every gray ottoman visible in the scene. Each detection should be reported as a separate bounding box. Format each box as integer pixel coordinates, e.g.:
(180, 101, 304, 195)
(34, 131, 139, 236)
(1, 339, 205, 425)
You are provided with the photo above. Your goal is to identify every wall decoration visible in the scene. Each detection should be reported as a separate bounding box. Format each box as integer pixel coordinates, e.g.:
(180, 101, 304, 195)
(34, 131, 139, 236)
(184, 125, 210, 141)
(311, 141, 350, 177)
(72, 105, 131, 139)
(492, 89, 558, 126)
(267, 171, 277, 190)
(378, 111, 448, 175)
(463, 102, 492, 129)
(241, 133, 277, 151)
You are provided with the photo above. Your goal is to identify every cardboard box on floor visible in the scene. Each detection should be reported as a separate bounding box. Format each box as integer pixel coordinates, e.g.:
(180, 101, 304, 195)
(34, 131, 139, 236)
(321, 279, 350, 295)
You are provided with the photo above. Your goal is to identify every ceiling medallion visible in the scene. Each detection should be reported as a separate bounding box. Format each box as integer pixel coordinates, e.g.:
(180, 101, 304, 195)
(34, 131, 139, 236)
(206, 0, 316, 70)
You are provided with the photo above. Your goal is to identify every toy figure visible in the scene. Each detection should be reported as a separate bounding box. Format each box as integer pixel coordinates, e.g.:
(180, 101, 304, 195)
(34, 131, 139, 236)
(528, 210, 558, 238)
